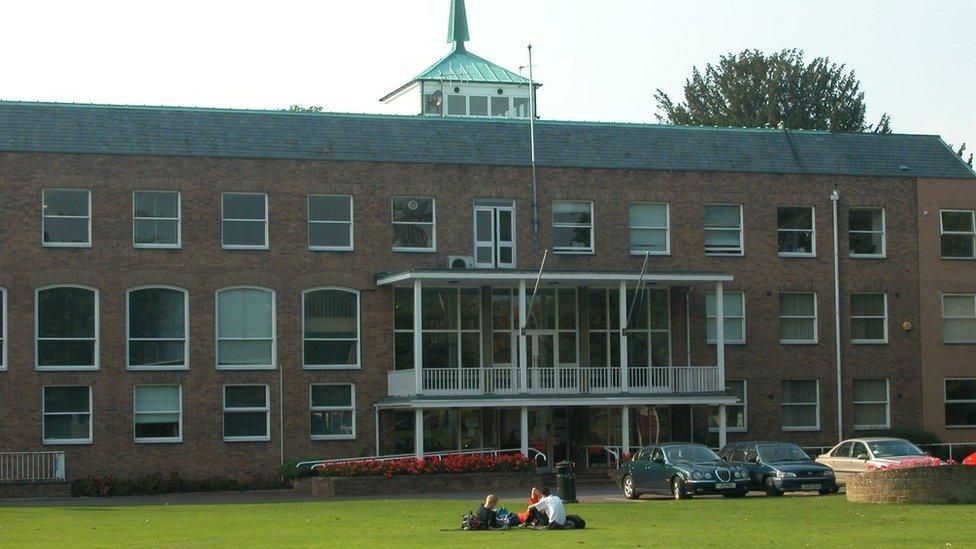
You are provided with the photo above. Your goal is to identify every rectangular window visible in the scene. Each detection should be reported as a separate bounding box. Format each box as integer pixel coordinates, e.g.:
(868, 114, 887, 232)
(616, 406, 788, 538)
(628, 203, 669, 255)
(310, 384, 355, 440)
(779, 292, 817, 344)
(133, 191, 181, 248)
(781, 380, 819, 431)
(469, 96, 489, 117)
(392, 197, 435, 251)
(490, 96, 511, 117)
(853, 379, 889, 430)
(553, 201, 593, 253)
(127, 287, 188, 369)
(43, 386, 92, 444)
(134, 385, 182, 442)
(392, 287, 483, 370)
(447, 94, 466, 116)
(709, 380, 747, 432)
(851, 293, 888, 344)
(589, 288, 670, 369)
(223, 385, 270, 441)
(945, 379, 976, 428)
(942, 294, 976, 344)
(36, 286, 98, 370)
(216, 287, 276, 369)
(849, 207, 885, 258)
(706, 292, 745, 344)
(941, 210, 976, 259)
(0, 288, 5, 370)
(308, 195, 353, 251)
(705, 204, 743, 255)
(222, 193, 268, 249)
(303, 288, 360, 368)
(777, 206, 815, 256)
(42, 189, 91, 247)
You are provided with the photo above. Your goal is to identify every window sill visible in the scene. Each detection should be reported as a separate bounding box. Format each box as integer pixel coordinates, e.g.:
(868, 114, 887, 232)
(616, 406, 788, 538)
(778, 253, 816, 258)
(853, 425, 890, 431)
(851, 340, 889, 345)
(553, 249, 595, 255)
(43, 439, 92, 445)
(708, 428, 748, 434)
(43, 243, 92, 249)
(311, 434, 357, 441)
(629, 251, 669, 256)
(223, 437, 271, 443)
(222, 245, 269, 251)
(392, 248, 436, 253)
(940, 256, 976, 261)
(216, 365, 277, 371)
(781, 427, 821, 432)
(310, 246, 354, 252)
(779, 341, 819, 345)
(706, 252, 745, 257)
(127, 365, 189, 372)
(36, 366, 99, 372)
(707, 341, 747, 346)
(135, 438, 183, 444)
(134, 244, 182, 250)
(941, 341, 976, 345)
(850, 254, 886, 259)
(303, 365, 362, 371)
(945, 425, 976, 429)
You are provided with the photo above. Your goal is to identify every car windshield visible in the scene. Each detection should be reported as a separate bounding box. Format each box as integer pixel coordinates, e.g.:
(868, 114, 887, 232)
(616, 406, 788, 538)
(868, 440, 925, 458)
(665, 445, 721, 464)
(756, 444, 810, 462)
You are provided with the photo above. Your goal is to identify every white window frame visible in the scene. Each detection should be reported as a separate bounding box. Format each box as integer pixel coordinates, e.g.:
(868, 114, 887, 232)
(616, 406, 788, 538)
(35, 284, 99, 371)
(945, 378, 976, 428)
(779, 292, 818, 345)
(222, 384, 271, 442)
(126, 285, 189, 371)
(940, 209, 976, 259)
(706, 291, 746, 345)
(628, 202, 670, 256)
(391, 196, 436, 253)
(0, 287, 6, 371)
(852, 379, 890, 431)
(941, 293, 976, 344)
(709, 380, 747, 433)
(851, 293, 888, 344)
(215, 286, 277, 370)
(309, 384, 356, 440)
(781, 379, 820, 432)
(221, 192, 269, 250)
(848, 207, 885, 258)
(133, 385, 183, 443)
(42, 188, 92, 248)
(132, 190, 182, 249)
(302, 287, 361, 370)
(308, 194, 354, 251)
(42, 385, 93, 445)
(552, 200, 595, 254)
(777, 206, 816, 257)
(704, 204, 744, 256)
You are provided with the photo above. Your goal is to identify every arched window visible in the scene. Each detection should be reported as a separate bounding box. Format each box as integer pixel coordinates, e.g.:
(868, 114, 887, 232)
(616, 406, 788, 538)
(216, 287, 276, 369)
(303, 288, 360, 368)
(36, 285, 98, 370)
(127, 286, 188, 370)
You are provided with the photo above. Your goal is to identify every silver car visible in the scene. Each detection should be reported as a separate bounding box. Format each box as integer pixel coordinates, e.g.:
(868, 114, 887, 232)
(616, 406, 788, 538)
(816, 437, 928, 485)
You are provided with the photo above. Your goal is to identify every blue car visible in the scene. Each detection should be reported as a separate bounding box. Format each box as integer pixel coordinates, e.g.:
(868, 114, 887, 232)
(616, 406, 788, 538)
(719, 441, 838, 496)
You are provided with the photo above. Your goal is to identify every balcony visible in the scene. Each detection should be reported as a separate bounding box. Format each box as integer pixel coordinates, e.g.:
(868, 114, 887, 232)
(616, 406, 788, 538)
(387, 366, 721, 398)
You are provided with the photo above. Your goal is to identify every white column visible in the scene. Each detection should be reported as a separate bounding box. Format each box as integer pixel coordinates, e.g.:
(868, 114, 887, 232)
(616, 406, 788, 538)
(715, 282, 725, 390)
(414, 408, 424, 460)
(520, 406, 529, 458)
(618, 281, 629, 392)
(518, 280, 528, 393)
(621, 405, 631, 455)
(718, 404, 728, 449)
(413, 280, 423, 395)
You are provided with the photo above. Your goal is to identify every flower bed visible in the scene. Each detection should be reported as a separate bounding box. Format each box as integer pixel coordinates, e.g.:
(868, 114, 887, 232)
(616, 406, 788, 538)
(866, 457, 954, 472)
(312, 453, 537, 478)
(846, 465, 976, 504)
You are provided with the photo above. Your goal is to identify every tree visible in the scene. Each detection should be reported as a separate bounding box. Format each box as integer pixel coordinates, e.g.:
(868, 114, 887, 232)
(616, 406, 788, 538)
(284, 104, 324, 113)
(954, 142, 974, 167)
(654, 49, 891, 133)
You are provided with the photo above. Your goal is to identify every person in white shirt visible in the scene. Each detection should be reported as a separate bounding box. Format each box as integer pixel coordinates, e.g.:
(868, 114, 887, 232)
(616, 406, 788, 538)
(525, 486, 566, 528)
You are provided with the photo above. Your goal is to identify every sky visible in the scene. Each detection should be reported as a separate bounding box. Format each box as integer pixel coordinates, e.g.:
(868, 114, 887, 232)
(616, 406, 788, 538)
(2, 0, 973, 147)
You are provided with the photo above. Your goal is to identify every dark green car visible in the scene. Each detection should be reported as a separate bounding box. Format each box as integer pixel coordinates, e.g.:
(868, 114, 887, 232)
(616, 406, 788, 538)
(619, 443, 751, 500)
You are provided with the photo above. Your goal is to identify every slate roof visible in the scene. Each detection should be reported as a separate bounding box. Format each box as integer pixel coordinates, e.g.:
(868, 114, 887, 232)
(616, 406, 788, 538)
(1, 101, 973, 180)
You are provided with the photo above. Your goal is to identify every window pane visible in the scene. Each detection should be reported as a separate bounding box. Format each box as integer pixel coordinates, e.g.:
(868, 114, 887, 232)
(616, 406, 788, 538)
(469, 96, 488, 116)
(309, 196, 351, 222)
(460, 289, 480, 330)
(942, 211, 974, 232)
(305, 340, 357, 365)
(225, 386, 267, 408)
(223, 194, 265, 220)
(704, 205, 740, 228)
(778, 230, 813, 254)
(554, 202, 591, 224)
(852, 319, 885, 341)
(783, 405, 817, 428)
(705, 229, 742, 248)
(945, 403, 976, 427)
(223, 220, 266, 246)
(778, 207, 812, 230)
(650, 332, 670, 366)
(129, 289, 185, 339)
(853, 380, 887, 402)
(304, 290, 358, 339)
(311, 410, 353, 436)
(491, 96, 510, 117)
(44, 414, 90, 440)
(218, 289, 273, 339)
(311, 385, 352, 407)
(135, 386, 180, 412)
(850, 232, 883, 255)
(43, 217, 89, 244)
(942, 235, 975, 258)
(851, 294, 885, 317)
(43, 189, 89, 216)
(134, 219, 179, 245)
(38, 340, 95, 367)
(558, 290, 576, 330)
(491, 290, 512, 329)
(943, 319, 976, 343)
(783, 380, 817, 403)
(129, 340, 185, 367)
(44, 386, 89, 413)
(422, 288, 458, 330)
(630, 229, 667, 253)
(394, 332, 414, 370)
(461, 332, 481, 366)
(853, 404, 887, 427)
(849, 209, 882, 232)
(224, 412, 268, 438)
(218, 340, 272, 366)
(629, 203, 666, 227)
(423, 332, 458, 367)
(309, 223, 351, 248)
(447, 95, 466, 115)
(553, 226, 591, 249)
(946, 379, 976, 400)
(392, 198, 434, 223)
(135, 416, 180, 439)
(559, 332, 576, 364)
(780, 294, 814, 317)
(394, 288, 414, 330)
(588, 290, 607, 329)
(134, 191, 178, 218)
(627, 332, 648, 368)
(38, 287, 95, 338)
(392, 224, 433, 248)
(944, 295, 976, 317)
(492, 332, 511, 364)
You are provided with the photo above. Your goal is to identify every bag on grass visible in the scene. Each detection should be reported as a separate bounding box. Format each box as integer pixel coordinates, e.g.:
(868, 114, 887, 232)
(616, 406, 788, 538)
(461, 512, 483, 531)
(565, 514, 586, 529)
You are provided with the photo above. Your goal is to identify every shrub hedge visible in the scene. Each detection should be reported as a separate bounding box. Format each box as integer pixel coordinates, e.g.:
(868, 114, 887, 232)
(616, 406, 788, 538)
(71, 473, 288, 497)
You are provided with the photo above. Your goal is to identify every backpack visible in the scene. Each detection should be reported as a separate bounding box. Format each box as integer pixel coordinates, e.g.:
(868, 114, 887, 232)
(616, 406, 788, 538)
(565, 514, 586, 529)
(461, 512, 483, 531)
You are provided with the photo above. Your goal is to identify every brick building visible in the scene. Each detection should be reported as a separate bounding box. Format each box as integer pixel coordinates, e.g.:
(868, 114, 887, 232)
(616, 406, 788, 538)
(0, 1, 974, 480)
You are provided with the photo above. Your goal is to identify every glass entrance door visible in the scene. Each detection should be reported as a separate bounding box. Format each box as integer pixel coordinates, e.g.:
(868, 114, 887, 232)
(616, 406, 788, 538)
(526, 331, 561, 391)
(474, 204, 515, 268)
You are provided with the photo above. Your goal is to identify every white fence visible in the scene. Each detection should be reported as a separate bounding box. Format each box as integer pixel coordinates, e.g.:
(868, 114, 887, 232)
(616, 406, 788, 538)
(388, 366, 722, 397)
(0, 451, 66, 481)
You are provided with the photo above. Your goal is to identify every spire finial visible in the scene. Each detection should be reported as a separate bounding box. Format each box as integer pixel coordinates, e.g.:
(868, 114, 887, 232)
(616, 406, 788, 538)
(447, 0, 469, 50)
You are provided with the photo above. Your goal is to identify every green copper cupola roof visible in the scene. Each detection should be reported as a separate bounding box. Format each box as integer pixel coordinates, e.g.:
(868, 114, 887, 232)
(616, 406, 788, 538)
(447, 0, 470, 48)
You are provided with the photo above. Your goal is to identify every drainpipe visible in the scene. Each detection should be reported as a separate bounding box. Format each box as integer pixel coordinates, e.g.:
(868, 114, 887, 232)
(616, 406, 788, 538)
(831, 189, 843, 442)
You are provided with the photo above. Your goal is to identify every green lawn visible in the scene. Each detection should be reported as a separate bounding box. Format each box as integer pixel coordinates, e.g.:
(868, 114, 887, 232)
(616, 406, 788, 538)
(1, 495, 974, 548)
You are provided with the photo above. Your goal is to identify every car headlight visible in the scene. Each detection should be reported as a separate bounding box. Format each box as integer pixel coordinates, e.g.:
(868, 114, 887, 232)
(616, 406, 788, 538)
(776, 471, 797, 478)
(738, 471, 748, 479)
(692, 471, 703, 480)
(823, 470, 834, 477)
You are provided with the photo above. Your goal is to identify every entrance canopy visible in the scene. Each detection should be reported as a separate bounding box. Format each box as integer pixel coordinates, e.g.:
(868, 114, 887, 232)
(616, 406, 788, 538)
(376, 268, 733, 288)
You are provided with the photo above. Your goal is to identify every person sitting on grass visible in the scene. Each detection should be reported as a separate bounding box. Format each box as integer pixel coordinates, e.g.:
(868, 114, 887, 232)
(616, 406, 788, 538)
(523, 486, 566, 529)
(516, 487, 542, 524)
(475, 494, 505, 530)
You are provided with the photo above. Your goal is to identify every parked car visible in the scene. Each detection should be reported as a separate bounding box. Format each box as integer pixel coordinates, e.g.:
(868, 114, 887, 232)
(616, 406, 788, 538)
(619, 443, 750, 500)
(816, 437, 928, 484)
(964, 452, 976, 466)
(719, 441, 837, 496)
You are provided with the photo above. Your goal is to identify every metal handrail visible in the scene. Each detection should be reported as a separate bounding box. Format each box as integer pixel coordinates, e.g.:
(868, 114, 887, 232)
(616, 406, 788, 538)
(0, 451, 66, 481)
(296, 447, 549, 471)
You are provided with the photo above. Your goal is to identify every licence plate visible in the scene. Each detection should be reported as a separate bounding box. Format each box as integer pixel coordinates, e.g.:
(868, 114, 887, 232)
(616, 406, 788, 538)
(801, 483, 820, 490)
(715, 483, 735, 489)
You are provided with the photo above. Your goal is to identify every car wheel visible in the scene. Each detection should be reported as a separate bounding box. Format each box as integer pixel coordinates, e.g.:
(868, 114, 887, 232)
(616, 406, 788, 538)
(764, 477, 783, 497)
(622, 475, 640, 500)
(671, 476, 691, 500)
(818, 488, 832, 496)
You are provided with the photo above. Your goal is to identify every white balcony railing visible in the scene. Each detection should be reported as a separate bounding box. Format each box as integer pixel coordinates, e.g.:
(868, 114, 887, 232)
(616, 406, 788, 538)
(388, 366, 721, 397)
(0, 451, 66, 482)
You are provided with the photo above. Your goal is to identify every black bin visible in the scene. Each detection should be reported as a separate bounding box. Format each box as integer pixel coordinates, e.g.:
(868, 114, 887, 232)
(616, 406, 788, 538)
(555, 460, 578, 503)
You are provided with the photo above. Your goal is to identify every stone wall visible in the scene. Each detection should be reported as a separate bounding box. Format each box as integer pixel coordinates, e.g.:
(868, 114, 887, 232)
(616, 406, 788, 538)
(0, 481, 71, 499)
(846, 465, 976, 504)
(294, 472, 546, 498)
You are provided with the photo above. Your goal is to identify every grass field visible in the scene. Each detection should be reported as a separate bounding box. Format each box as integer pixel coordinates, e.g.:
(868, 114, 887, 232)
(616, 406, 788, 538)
(1, 494, 975, 548)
